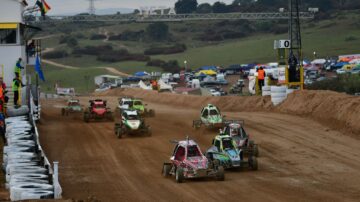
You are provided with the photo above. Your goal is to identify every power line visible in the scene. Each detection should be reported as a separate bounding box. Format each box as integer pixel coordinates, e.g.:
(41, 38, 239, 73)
(86, 0, 99, 15)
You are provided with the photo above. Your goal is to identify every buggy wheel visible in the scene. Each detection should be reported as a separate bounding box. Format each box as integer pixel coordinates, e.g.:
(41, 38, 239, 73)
(216, 166, 225, 181)
(116, 128, 122, 139)
(107, 112, 114, 121)
(84, 112, 90, 123)
(149, 109, 155, 117)
(249, 156, 258, 171)
(147, 128, 152, 136)
(253, 144, 259, 157)
(193, 121, 201, 130)
(61, 108, 65, 116)
(175, 167, 184, 183)
(162, 164, 171, 177)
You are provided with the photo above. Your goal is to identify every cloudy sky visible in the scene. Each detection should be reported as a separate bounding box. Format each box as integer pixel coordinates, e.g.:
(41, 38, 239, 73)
(27, 0, 234, 15)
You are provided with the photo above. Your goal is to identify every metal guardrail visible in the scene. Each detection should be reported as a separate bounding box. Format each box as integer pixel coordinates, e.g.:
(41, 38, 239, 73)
(26, 12, 315, 23)
(29, 91, 62, 199)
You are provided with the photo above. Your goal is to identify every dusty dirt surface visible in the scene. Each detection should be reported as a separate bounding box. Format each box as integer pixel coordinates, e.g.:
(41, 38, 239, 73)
(37, 90, 360, 202)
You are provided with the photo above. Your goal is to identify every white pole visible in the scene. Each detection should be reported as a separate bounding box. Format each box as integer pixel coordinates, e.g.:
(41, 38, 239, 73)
(53, 161, 62, 199)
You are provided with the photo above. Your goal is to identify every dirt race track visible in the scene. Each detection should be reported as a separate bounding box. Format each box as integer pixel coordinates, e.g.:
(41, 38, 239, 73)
(38, 91, 360, 202)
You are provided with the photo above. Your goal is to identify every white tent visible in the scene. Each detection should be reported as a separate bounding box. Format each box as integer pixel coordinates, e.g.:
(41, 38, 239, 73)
(311, 59, 326, 65)
(158, 79, 173, 92)
(138, 80, 152, 90)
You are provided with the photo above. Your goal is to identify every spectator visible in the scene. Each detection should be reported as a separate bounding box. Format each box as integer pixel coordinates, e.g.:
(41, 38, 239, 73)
(12, 75, 25, 107)
(14, 58, 24, 78)
(257, 66, 266, 91)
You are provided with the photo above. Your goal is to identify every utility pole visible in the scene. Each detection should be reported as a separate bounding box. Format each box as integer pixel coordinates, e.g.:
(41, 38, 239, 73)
(86, 0, 99, 15)
(288, 0, 303, 89)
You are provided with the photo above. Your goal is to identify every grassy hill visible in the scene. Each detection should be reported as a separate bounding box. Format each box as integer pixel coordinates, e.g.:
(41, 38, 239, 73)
(37, 10, 360, 93)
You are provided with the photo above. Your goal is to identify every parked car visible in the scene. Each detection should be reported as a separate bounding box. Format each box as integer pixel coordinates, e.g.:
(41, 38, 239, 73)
(351, 67, 360, 74)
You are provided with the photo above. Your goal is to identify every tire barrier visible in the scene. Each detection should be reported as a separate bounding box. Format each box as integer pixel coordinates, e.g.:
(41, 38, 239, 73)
(270, 86, 287, 106)
(268, 86, 299, 106)
(4, 108, 62, 201)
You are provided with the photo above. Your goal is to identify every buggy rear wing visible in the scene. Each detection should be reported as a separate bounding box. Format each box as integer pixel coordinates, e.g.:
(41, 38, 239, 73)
(224, 120, 245, 126)
(118, 96, 134, 101)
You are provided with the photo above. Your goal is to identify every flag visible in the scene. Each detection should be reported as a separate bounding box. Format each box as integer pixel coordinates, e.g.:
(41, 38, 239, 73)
(35, 55, 45, 81)
(42, 0, 51, 13)
(36, 0, 51, 16)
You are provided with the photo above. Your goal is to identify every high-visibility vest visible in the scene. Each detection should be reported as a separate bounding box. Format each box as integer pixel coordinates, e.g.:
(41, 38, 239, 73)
(258, 69, 265, 80)
(0, 86, 3, 100)
(12, 80, 19, 91)
(14, 62, 21, 73)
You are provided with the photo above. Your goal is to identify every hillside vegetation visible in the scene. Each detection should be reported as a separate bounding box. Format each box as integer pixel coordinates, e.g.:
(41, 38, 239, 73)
(36, 10, 360, 92)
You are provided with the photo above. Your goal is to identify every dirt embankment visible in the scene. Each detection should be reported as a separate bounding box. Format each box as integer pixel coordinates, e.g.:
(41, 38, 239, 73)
(278, 90, 360, 136)
(97, 88, 360, 136)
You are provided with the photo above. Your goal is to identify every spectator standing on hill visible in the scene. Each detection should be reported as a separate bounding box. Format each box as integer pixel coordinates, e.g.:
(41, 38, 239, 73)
(257, 66, 266, 92)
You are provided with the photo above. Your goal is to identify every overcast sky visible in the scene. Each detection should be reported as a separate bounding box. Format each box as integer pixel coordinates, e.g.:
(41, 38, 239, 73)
(27, 0, 234, 15)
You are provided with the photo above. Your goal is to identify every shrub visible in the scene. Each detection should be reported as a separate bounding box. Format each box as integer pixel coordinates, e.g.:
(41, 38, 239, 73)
(146, 59, 180, 73)
(345, 36, 357, 42)
(90, 34, 107, 40)
(66, 37, 78, 48)
(144, 44, 187, 55)
(108, 34, 122, 41)
(43, 50, 68, 59)
(72, 45, 113, 55)
(121, 30, 144, 41)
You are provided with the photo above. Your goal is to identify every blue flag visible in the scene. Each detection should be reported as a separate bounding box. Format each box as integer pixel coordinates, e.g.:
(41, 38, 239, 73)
(35, 55, 45, 81)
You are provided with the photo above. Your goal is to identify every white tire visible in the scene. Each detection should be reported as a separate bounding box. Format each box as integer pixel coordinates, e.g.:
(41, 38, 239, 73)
(271, 92, 287, 98)
(6, 162, 40, 174)
(10, 183, 53, 201)
(271, 86, 287, 92)
(7, 167, 48, 182)
(262, 91, 271, 96)
(9, 178, 49, 189)
(286, 89, 296, 95)
(272, 97, 286, 104)
(7, 106, 30, 117)
(20, 190, 54, 200)
(262, 86, 271, 91)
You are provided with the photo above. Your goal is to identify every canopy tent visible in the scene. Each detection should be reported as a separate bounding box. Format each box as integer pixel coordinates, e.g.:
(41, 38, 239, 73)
(334, 62, 349, 68)
(197, 66, 217, 71)
(349, 58, 360, 64)
(226, 64, 242, 71)
(158, 79, 173, 91)
(196, 70, 217, 76)
(196, 73, 207, 78)
(134, 71, 150, 77)
(311, 59, 327, 65)
(339, 57, 352, 62)
(138, 80, 152, 90)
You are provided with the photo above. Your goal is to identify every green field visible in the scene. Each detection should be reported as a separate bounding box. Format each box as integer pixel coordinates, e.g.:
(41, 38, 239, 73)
(38, 10, 360, 93)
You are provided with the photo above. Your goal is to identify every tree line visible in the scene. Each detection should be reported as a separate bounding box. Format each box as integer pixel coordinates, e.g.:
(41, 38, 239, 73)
(174, 0, 360, 14)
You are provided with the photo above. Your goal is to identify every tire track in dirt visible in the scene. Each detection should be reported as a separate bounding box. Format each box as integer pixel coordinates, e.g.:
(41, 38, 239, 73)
(38, 98, 360, 202)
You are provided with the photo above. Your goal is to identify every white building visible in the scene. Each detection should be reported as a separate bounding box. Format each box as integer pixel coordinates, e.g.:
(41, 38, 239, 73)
(0, 0, 29, 86)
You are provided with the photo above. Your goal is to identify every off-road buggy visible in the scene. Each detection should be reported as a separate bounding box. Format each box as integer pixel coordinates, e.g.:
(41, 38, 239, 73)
(117, 97, 155, 118)
(61, 99, 83, 116)
(223, 120, 259, 157)
(193, 104, 225, 129)
(205, 134, 258, 170)
(114, 110, 151, 138)
(83, 99, 114, 122)
(162, 137, 225, 183)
